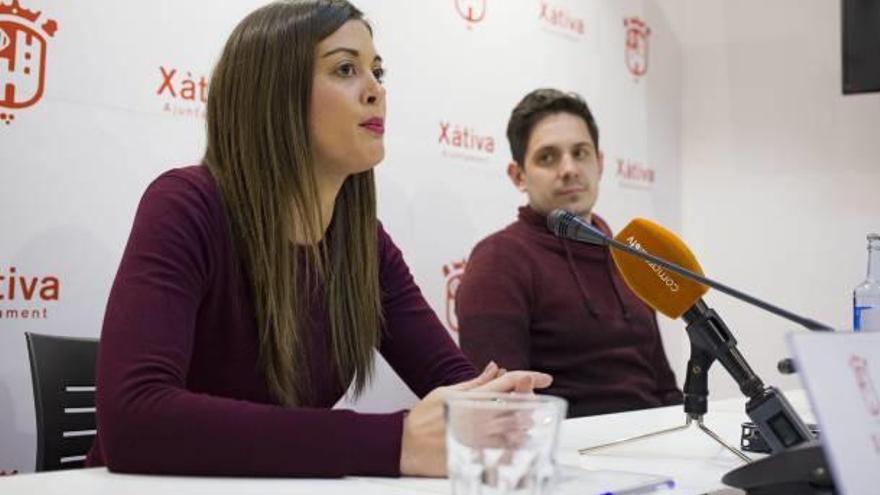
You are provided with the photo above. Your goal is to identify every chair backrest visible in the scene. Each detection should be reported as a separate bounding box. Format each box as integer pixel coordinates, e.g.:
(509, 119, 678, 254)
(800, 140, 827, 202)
(25, 332, 99, 471)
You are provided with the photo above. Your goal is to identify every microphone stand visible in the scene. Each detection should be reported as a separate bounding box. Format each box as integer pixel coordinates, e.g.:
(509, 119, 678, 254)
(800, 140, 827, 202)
(550, 211, 835, 493)
(579, 347, 751, 461)
(575, 244, 815, 463)
(578, 311, 752, 463)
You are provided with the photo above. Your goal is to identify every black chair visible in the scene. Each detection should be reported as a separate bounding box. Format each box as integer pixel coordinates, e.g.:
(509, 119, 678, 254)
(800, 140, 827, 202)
(25, 332, 99, 471)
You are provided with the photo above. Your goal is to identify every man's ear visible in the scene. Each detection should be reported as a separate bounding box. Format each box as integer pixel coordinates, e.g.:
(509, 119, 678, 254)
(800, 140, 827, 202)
(507, 161, 527, 192)
(597, 150, 605, 178)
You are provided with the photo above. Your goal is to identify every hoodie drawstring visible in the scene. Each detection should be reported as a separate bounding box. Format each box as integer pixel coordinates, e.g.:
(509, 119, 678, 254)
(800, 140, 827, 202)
(561, 237, 599, 318)
(607, 255, 632, 322)
(561, 237, 632, 322)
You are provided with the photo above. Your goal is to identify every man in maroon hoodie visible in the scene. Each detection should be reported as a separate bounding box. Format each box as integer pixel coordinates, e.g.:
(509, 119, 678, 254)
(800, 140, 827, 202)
(456, 89, 682, 418)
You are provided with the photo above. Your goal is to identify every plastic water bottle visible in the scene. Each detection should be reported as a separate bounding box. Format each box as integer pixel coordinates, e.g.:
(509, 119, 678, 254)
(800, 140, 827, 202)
(853, 233, 880, 332)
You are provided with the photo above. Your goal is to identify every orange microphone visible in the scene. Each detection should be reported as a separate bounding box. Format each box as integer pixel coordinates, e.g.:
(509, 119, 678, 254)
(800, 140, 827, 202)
(610, 218, 769, 401)
(547, 210, 819, 455)
(547, 210, 832, 331)
(611, 218, 708, 319)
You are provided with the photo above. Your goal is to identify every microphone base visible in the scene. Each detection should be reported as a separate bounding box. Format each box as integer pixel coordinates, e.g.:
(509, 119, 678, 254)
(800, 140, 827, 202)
(722, 440, 835, 495)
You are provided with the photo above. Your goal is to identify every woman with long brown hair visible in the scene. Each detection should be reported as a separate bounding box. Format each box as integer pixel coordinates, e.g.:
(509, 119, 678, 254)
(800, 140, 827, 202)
(87, 0, 550, 477)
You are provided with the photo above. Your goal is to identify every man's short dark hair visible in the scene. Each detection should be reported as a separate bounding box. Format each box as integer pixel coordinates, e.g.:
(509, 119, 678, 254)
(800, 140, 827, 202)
(506, 88, 599, 167)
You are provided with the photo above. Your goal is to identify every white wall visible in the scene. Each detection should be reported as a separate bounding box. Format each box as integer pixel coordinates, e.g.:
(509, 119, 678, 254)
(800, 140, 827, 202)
(661, 0, 880, 399)
(0, 0, 683, 472)
(8, 0, 873, 476)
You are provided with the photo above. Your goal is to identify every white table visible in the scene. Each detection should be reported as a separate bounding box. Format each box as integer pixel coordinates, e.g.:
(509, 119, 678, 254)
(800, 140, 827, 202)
(0, 392, 813, 495)
(559, 390, 813, 494)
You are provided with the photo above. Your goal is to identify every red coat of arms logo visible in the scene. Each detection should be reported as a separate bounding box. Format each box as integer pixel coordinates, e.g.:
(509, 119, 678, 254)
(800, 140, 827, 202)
(851, 355, 880, 417)
(0, 0, 57, 125)
(623, 16, 650, 80)
(442, 259, 467, 333)
(455, 0, 487, 25)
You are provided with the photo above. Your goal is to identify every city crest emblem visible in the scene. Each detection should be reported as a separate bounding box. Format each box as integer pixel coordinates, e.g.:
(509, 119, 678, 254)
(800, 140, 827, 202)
(623, 16, 650, 80)
(0, 0, 58, 125)
(455, 0, 487, 25)
(442, 259, 467, 333)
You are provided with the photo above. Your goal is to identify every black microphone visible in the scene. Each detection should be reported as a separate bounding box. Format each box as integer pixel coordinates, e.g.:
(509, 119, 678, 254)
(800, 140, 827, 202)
(548, 209, 610, 246)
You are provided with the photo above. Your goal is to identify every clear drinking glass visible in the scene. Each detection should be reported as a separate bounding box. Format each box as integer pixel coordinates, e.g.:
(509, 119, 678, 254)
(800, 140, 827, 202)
(445, 392, 568, 495)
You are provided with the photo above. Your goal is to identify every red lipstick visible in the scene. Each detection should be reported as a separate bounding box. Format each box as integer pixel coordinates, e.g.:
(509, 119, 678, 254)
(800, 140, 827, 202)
(360, 117, 385, 135)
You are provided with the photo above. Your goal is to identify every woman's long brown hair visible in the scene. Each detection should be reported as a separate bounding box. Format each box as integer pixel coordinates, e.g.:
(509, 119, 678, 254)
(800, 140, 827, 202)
(203, 0, 382, 406)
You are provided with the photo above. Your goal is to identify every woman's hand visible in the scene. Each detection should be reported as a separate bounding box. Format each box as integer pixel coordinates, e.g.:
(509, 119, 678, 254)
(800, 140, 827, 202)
(398, 362, 552, 477)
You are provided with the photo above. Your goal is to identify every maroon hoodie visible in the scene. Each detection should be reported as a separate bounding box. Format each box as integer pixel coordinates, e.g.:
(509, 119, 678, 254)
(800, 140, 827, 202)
(457, 206, 682, 417)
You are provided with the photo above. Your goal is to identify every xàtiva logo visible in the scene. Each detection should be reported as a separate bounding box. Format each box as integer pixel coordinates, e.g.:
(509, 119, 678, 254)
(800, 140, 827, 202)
(156, 66, 209, 119)
(0, 266, 60, 321)
(0, 0, 58, 126)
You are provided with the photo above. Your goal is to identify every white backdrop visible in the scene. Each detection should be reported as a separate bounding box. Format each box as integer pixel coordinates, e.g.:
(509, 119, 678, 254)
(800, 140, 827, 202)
(0, 0, 684, 472)
(660, 0, 880, 400)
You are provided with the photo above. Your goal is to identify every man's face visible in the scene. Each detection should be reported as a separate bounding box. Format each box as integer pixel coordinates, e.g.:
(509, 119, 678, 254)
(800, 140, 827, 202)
(508, 112, 603, 219)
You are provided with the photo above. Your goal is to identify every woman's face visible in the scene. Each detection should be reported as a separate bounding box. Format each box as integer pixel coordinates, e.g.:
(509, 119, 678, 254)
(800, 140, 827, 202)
(310, 20, 386, 180)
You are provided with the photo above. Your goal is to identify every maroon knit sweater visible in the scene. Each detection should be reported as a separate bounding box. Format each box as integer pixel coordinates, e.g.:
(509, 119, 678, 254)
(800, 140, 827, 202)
(86, 166, 476, 477)
(457, 206, 682, 417)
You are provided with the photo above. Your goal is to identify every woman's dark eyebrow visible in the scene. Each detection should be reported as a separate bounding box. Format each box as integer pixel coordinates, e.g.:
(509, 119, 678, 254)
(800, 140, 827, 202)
(321, 47, 383, 64)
